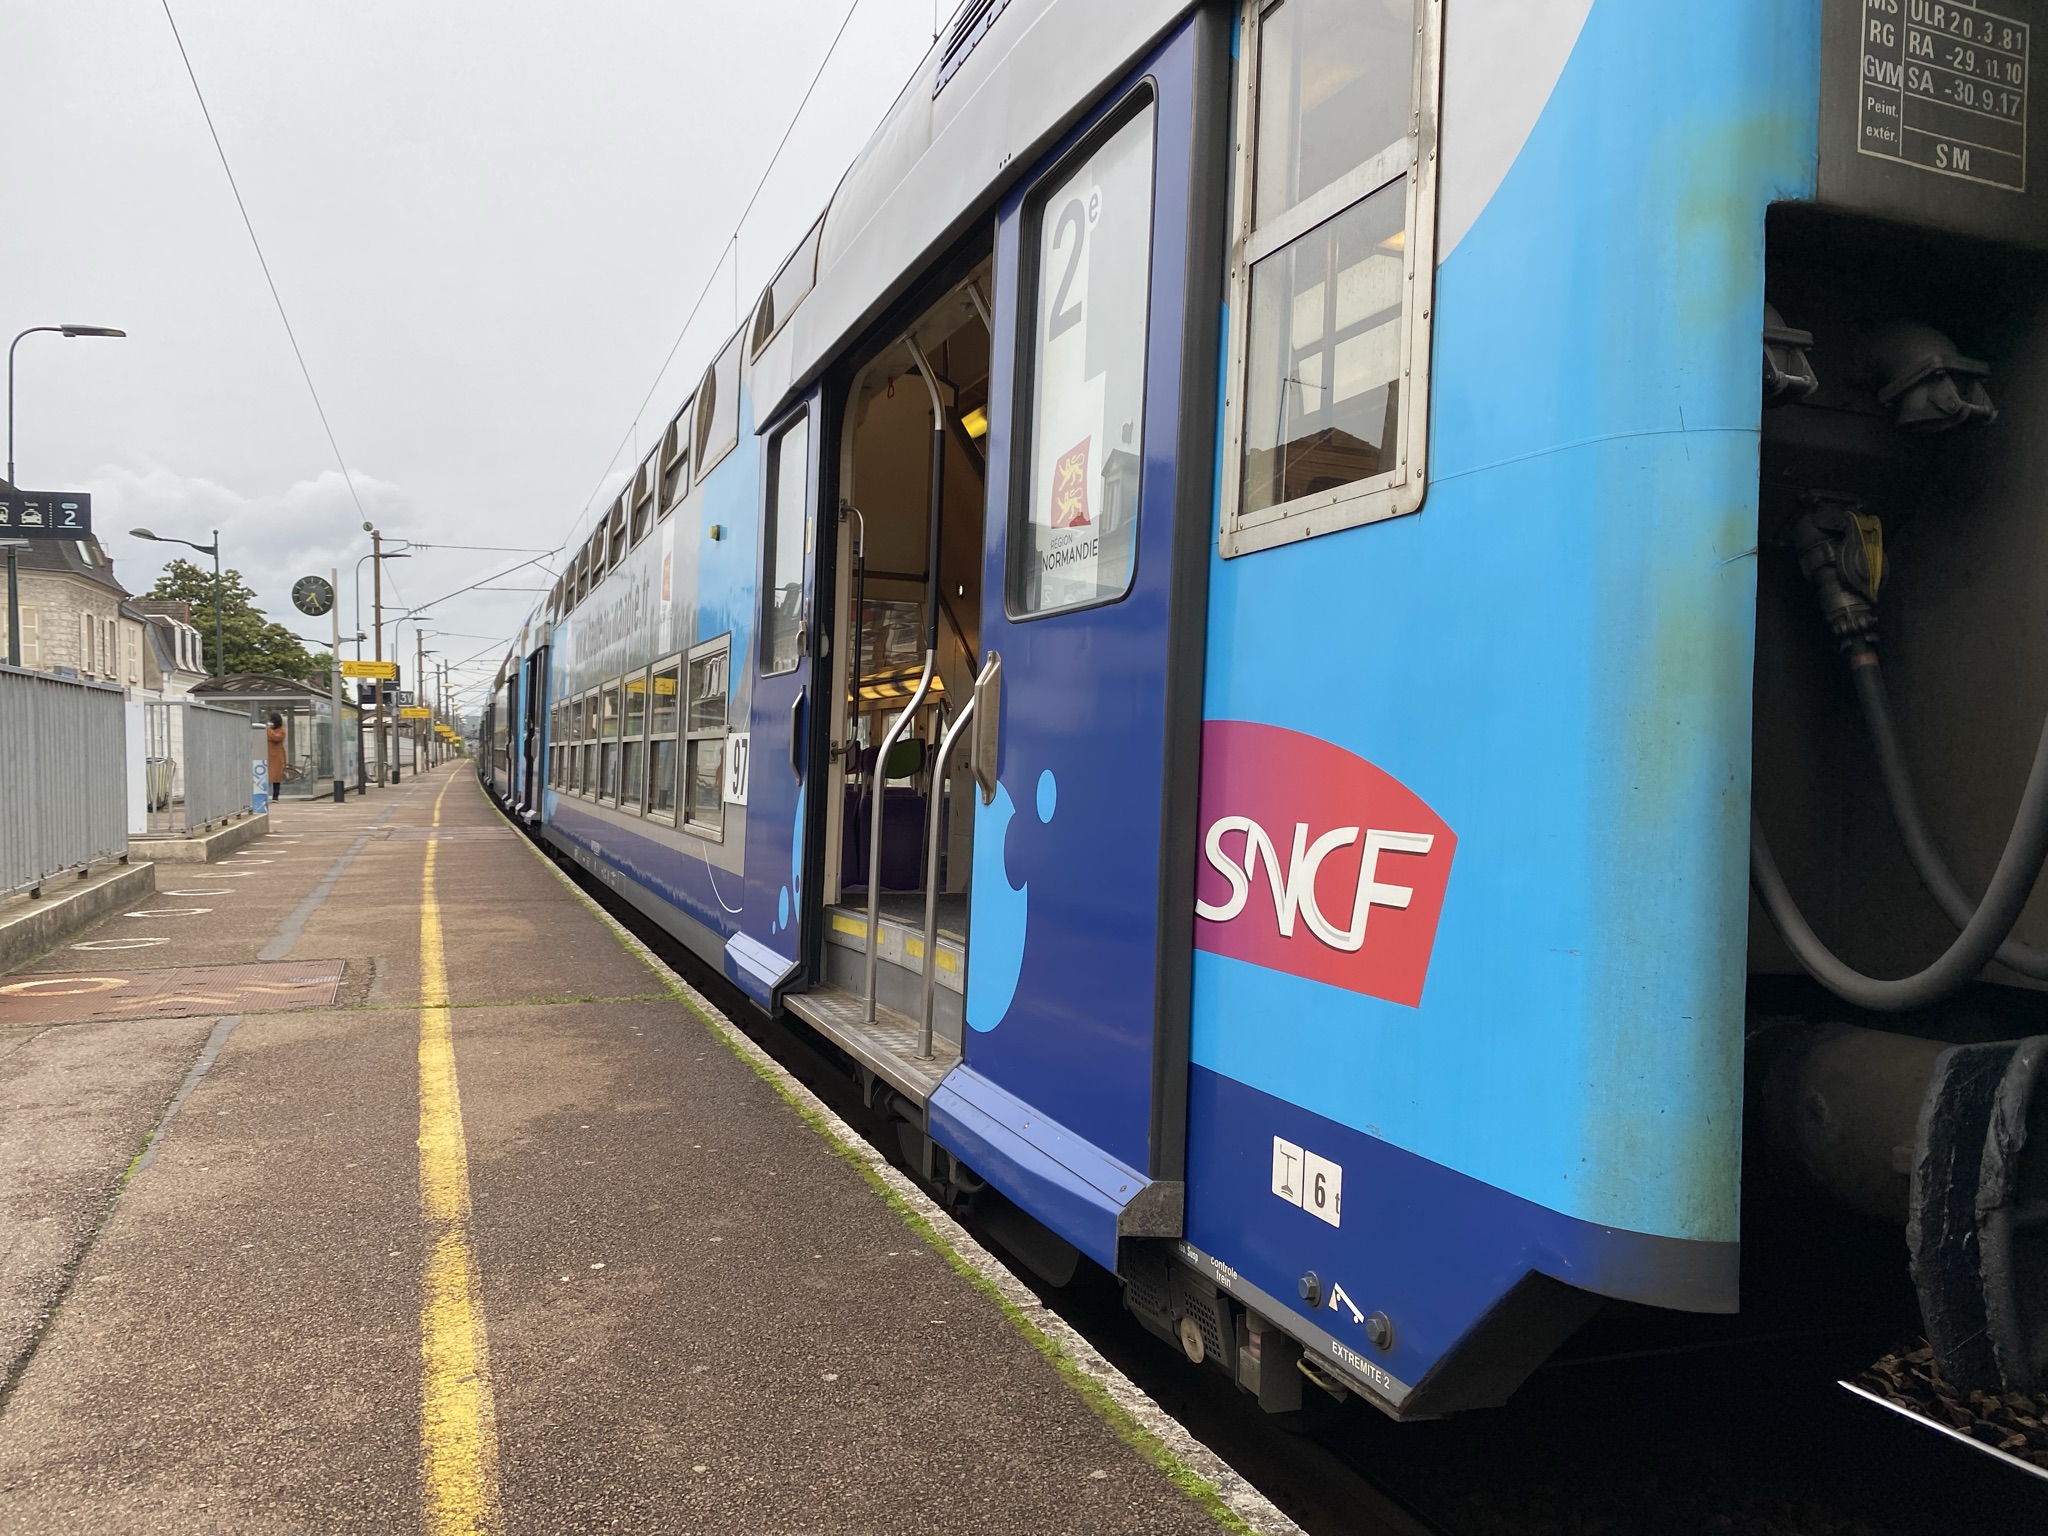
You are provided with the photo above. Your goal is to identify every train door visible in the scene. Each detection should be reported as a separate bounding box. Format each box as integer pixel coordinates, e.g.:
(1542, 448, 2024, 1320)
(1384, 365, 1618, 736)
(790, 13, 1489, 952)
(726, 386, 827, 1005)
(520, 645, 547, 812)
(931, 16, 1224, 1263)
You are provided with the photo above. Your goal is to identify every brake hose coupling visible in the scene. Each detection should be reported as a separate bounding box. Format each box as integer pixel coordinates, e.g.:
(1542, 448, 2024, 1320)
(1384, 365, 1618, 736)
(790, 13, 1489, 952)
(1792, 494, 1885, 648)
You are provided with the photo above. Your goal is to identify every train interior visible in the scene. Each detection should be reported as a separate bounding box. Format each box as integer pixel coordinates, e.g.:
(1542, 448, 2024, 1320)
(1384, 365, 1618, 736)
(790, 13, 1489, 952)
(786, 260, 995, 1100)
(1746, 202, 2048, 1395)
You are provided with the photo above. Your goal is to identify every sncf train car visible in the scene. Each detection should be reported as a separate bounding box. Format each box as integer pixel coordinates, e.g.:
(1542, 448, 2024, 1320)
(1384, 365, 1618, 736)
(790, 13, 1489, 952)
(485, 0, 2048, 1418)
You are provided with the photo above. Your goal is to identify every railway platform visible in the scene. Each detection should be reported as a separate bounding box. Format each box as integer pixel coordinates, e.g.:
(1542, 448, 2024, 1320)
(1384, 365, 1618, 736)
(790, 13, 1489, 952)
(0, 763, 1285, 1535)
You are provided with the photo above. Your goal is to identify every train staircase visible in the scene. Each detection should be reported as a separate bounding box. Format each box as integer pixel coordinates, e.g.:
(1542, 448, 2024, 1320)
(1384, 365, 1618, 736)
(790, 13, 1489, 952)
(782, 893, 967, 1111)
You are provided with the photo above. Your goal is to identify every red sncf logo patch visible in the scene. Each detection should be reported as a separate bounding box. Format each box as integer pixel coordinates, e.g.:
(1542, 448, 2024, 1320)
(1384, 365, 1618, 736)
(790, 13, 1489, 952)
(1193, 721, 1456, 1007)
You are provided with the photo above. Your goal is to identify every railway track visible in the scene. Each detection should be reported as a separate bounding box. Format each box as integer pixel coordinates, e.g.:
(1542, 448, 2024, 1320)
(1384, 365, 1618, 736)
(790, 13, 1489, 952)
(542, 836, 2048, 1536)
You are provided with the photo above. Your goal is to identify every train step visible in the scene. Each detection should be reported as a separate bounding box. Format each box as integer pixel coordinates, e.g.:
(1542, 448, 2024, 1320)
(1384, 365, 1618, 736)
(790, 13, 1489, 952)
(783, 984, 961, 1109)
(819, 899, 965, 1048)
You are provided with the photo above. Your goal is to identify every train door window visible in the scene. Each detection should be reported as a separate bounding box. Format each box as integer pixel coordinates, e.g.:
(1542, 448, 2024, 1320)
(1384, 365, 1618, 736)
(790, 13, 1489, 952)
(1218, 0, 1442, 557)
(648, 657, 681, 822)
(660, 400, 693, 516)
(1011, 94, 1155, 617)
(761, 412, 810, 674)
(606, 498, 628, 571)
(695, 333, 743, 477)
(683, 637, 729, 837)
(621, 669, 648, 812)
(599, 682, 623, 801)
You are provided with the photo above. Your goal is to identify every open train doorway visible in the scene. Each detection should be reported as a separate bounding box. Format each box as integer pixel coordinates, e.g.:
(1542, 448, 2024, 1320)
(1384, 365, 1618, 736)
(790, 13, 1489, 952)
(785, 259, 995, 1107)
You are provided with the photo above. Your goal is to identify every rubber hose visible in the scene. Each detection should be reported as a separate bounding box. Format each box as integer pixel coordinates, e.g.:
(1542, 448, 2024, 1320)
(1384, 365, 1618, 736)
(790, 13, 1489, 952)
(1849, 644, 2048, 978)
(1750, 679, 2048, 1009)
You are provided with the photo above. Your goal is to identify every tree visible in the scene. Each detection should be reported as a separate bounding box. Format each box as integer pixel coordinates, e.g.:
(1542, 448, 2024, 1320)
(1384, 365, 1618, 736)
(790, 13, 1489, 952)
(142, 558, 333, 680)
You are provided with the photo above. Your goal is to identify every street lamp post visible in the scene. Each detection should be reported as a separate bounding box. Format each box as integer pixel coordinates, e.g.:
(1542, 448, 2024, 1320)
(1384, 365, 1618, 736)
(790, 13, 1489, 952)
(129, 528, 224, 676)
(7, 324, 125, 668)
(8, 324, 127, 488)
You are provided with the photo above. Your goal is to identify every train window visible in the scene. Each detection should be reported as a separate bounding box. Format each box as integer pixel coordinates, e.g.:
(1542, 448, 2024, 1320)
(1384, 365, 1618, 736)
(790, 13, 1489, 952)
(606, 498, 628, 571)
(695, 333, 743, 477)
(761, 412, 810, 674)
(631, 452, 658, 547)
(648, 658, 681, 823)
(1219, 0, 1442, 556)
(599, 683, 622, 801)
(1011, 94, 1155, 618)
(683, 637, 729, 837)
(660, 399, 693, 514)
(751, 218, 824, 358)
(620, 670, 648, 812)
(564, 698, 580, 792)
(582, 692, 600, 795)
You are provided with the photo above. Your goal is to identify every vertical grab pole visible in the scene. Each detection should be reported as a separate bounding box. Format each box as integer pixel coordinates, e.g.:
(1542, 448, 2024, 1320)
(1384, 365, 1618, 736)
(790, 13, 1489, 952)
(865, 658, 931, 1020)
(865, 336, 949, 1024)
(918, 689, 979, 1057)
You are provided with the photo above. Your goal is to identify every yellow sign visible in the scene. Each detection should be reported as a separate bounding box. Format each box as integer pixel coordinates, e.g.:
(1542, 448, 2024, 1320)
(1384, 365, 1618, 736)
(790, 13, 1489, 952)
(401, 706, 432, 719)
(341, 660, 399, 680)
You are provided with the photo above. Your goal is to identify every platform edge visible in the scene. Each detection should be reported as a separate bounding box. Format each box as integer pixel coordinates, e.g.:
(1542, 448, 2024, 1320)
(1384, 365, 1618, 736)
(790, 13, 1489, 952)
(494, 784, 1304, 1536)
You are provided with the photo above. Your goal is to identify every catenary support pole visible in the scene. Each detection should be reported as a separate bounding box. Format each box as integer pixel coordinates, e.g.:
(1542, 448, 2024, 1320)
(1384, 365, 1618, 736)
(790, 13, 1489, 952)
(329, 565, 345, 801)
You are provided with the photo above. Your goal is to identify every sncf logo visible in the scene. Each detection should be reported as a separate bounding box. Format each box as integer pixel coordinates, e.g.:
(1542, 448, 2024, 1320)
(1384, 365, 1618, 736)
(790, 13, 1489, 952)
(1193, 721, 1456, 1007)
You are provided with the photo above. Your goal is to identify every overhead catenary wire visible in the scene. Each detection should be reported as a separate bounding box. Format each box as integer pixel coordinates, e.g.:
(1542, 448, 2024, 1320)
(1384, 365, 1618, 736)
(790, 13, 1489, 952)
(157, 0, 371, 526)
(564, 0, 873, 547)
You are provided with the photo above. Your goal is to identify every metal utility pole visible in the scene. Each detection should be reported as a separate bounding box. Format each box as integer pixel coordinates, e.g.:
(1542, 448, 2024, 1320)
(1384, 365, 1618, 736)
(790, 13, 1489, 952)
(372, 526, 394, 786)
(415, 627, 425, 774)
(329, 565, 345, 802)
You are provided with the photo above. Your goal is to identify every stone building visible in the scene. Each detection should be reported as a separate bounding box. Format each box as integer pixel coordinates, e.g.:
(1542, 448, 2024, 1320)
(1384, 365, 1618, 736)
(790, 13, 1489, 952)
(3, 535, 216, 697)
(129, 598, 210, 697)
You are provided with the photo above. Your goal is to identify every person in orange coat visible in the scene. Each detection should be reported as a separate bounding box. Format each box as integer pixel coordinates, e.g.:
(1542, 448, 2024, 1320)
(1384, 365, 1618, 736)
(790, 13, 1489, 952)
(266, 713, 287, 804)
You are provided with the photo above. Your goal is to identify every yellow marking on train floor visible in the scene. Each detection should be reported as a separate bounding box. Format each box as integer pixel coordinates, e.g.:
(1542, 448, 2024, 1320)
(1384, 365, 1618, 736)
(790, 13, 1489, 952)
(416, 775, 503, 1535)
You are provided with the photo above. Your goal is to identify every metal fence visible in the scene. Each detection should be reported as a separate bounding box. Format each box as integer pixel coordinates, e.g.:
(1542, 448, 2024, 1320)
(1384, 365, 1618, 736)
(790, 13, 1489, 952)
(139, 699, 256, 835)
(0, 665, 130, 898)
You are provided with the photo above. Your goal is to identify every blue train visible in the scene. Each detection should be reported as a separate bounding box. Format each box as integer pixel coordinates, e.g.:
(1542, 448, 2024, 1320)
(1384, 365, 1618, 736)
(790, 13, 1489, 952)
(484, 0, 2048, 1419)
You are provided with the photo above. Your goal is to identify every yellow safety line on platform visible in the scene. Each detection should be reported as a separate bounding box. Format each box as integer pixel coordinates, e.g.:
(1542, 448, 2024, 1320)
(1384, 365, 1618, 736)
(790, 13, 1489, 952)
(416, 775, 503, 1534)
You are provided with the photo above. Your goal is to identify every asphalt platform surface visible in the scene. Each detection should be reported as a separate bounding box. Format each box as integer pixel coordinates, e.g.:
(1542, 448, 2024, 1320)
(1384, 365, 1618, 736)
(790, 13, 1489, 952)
(0, 765, 1245, 1535)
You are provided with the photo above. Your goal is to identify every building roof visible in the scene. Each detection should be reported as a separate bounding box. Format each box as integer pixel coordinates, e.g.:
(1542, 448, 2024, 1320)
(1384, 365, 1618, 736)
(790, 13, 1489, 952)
(7, 534, 129, 597)
(191, 672, 329, 697)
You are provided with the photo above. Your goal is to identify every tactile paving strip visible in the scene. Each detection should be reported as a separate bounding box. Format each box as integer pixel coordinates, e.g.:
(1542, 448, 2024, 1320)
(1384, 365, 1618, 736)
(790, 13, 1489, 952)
(0, 960, 346, 1026)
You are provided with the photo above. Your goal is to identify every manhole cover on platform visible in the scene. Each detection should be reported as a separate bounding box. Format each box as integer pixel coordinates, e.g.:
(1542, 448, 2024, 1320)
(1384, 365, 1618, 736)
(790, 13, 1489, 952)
(0, 960, 346, 1026)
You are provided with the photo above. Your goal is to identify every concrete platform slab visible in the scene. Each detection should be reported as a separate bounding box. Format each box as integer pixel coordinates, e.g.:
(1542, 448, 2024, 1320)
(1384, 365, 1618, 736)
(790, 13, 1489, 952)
(129, 812, 270, 864)
(0, 767, 1279, 1535)
(0, 863, 156, 975)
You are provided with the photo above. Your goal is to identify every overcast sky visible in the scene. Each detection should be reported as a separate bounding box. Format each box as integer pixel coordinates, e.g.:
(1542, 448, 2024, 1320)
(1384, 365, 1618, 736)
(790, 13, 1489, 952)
(5, 0, 952, 708)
